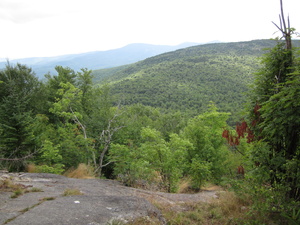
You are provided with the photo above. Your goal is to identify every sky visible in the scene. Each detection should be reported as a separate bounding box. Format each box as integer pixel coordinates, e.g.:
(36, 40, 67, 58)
(0, 0, 299, 59)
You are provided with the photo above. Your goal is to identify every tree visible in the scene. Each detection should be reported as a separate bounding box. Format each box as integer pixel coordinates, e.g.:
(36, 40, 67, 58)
(113, 104, 160, 145)
(45, 66, 78, 121)
(182, 103, 230, 186)
(248, 0, 300, 204)
(46, 66, 77, 87)
(76, 68, 94, 115)
(48, 82, 92, 168)
(0, 63, 42, 170)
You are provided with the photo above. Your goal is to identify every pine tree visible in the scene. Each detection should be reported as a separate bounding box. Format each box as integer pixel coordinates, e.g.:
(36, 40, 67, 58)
(0, 63, 42, 170)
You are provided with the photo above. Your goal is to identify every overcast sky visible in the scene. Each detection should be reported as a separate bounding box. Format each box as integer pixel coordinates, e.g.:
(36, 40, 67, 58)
(0, 0, 299, 59)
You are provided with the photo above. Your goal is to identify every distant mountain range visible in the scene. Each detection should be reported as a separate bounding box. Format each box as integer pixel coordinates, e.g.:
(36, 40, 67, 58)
(0, 42, 216, 79)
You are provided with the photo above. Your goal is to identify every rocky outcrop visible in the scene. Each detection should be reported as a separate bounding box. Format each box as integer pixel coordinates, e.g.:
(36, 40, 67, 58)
(0, 172, 217, 224)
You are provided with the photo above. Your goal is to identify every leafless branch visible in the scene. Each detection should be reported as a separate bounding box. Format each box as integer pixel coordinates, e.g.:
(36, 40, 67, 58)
(0, 150, 36, 161)
(95, 103, 125, 176)
(70, 106, 87, 139)
(272, 0, 292, 50)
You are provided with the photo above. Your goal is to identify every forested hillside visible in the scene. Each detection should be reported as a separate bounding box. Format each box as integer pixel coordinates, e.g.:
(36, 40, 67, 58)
(93, 39, 281, 122)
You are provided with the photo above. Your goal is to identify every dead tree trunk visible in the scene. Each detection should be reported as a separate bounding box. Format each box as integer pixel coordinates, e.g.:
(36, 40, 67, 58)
(272, 0, 293, 50)
(93, 108, 124, 177)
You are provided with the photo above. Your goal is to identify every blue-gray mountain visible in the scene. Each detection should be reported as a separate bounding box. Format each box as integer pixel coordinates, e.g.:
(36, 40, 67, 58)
(0, 42, 202, 79)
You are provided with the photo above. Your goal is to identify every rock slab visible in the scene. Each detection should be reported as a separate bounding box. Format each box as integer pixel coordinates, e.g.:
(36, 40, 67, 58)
(0, 173, 163, 225)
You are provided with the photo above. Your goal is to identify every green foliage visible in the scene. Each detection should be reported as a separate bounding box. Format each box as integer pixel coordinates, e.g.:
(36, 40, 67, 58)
(252, 42, 293, 104)
(34, 140, 64, 174)
(35, 164, 65, 174)
(248, 41, 300, 200)
(46, 66, 77, 86)
(259, 72, 300, 156)
(189, 158, 211, 189)
(114, 104, 188, 146)
(110, 104, 232, 192)
(225, 172, 300, 224)
(182, 103, 230, 185)
(92, 64, 130, 83)
(39, 140, 62, 164)
(87, 84, 114, 132)
(49, 82, 83, 120)
(46, 81, 90, 168)
(243, 30, 300, 222)
(110, 127, 192, 192)
(42, 67, 119, 177)
(44, 66, 79, 118)
(114, 104, 157, 145)
(76, 68, 94, 114)
(109, 143, 155, 186)
(139, 128, 190, 192)
(21, 67, 99, 171)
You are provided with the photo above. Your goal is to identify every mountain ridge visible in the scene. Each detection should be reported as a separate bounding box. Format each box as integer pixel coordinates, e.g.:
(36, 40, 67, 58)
(0, 42, 202, 78)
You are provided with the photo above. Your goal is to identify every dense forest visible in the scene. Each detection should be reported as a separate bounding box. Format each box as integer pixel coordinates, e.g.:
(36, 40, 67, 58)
(93, 39, 300, 123)
(1, 12, 300, 224)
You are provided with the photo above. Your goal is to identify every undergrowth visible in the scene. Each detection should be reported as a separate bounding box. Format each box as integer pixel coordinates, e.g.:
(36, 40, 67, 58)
(152, 191, 252, 225)
(127, 187, 295, 225)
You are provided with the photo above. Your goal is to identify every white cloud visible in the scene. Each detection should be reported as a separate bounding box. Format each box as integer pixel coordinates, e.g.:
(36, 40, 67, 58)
(1, 0, 299, 59)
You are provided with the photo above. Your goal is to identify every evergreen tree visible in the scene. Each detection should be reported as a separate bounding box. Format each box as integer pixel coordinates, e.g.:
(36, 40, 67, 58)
(0, 63, 42, 170)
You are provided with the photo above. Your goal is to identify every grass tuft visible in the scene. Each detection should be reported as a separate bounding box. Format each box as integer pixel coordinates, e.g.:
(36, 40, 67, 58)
(63, 188, 83, 196)
(64, 163, 95, 179)
(177, 177, 192, 193)
(1, 179, 19, 191)
(1, 178, 44, 198)
(29, 187, 43, 192)
(26, 163, 38, 173)
(40, 197, 56, 201)
(10, 189, 23, 198)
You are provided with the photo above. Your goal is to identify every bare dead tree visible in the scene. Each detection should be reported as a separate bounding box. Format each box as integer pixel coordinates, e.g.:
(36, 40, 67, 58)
(69, 101, 125, 177)
(271, 0, 298, 86)
(272, 0, 293, 50)
(93, 105, 125, 177)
